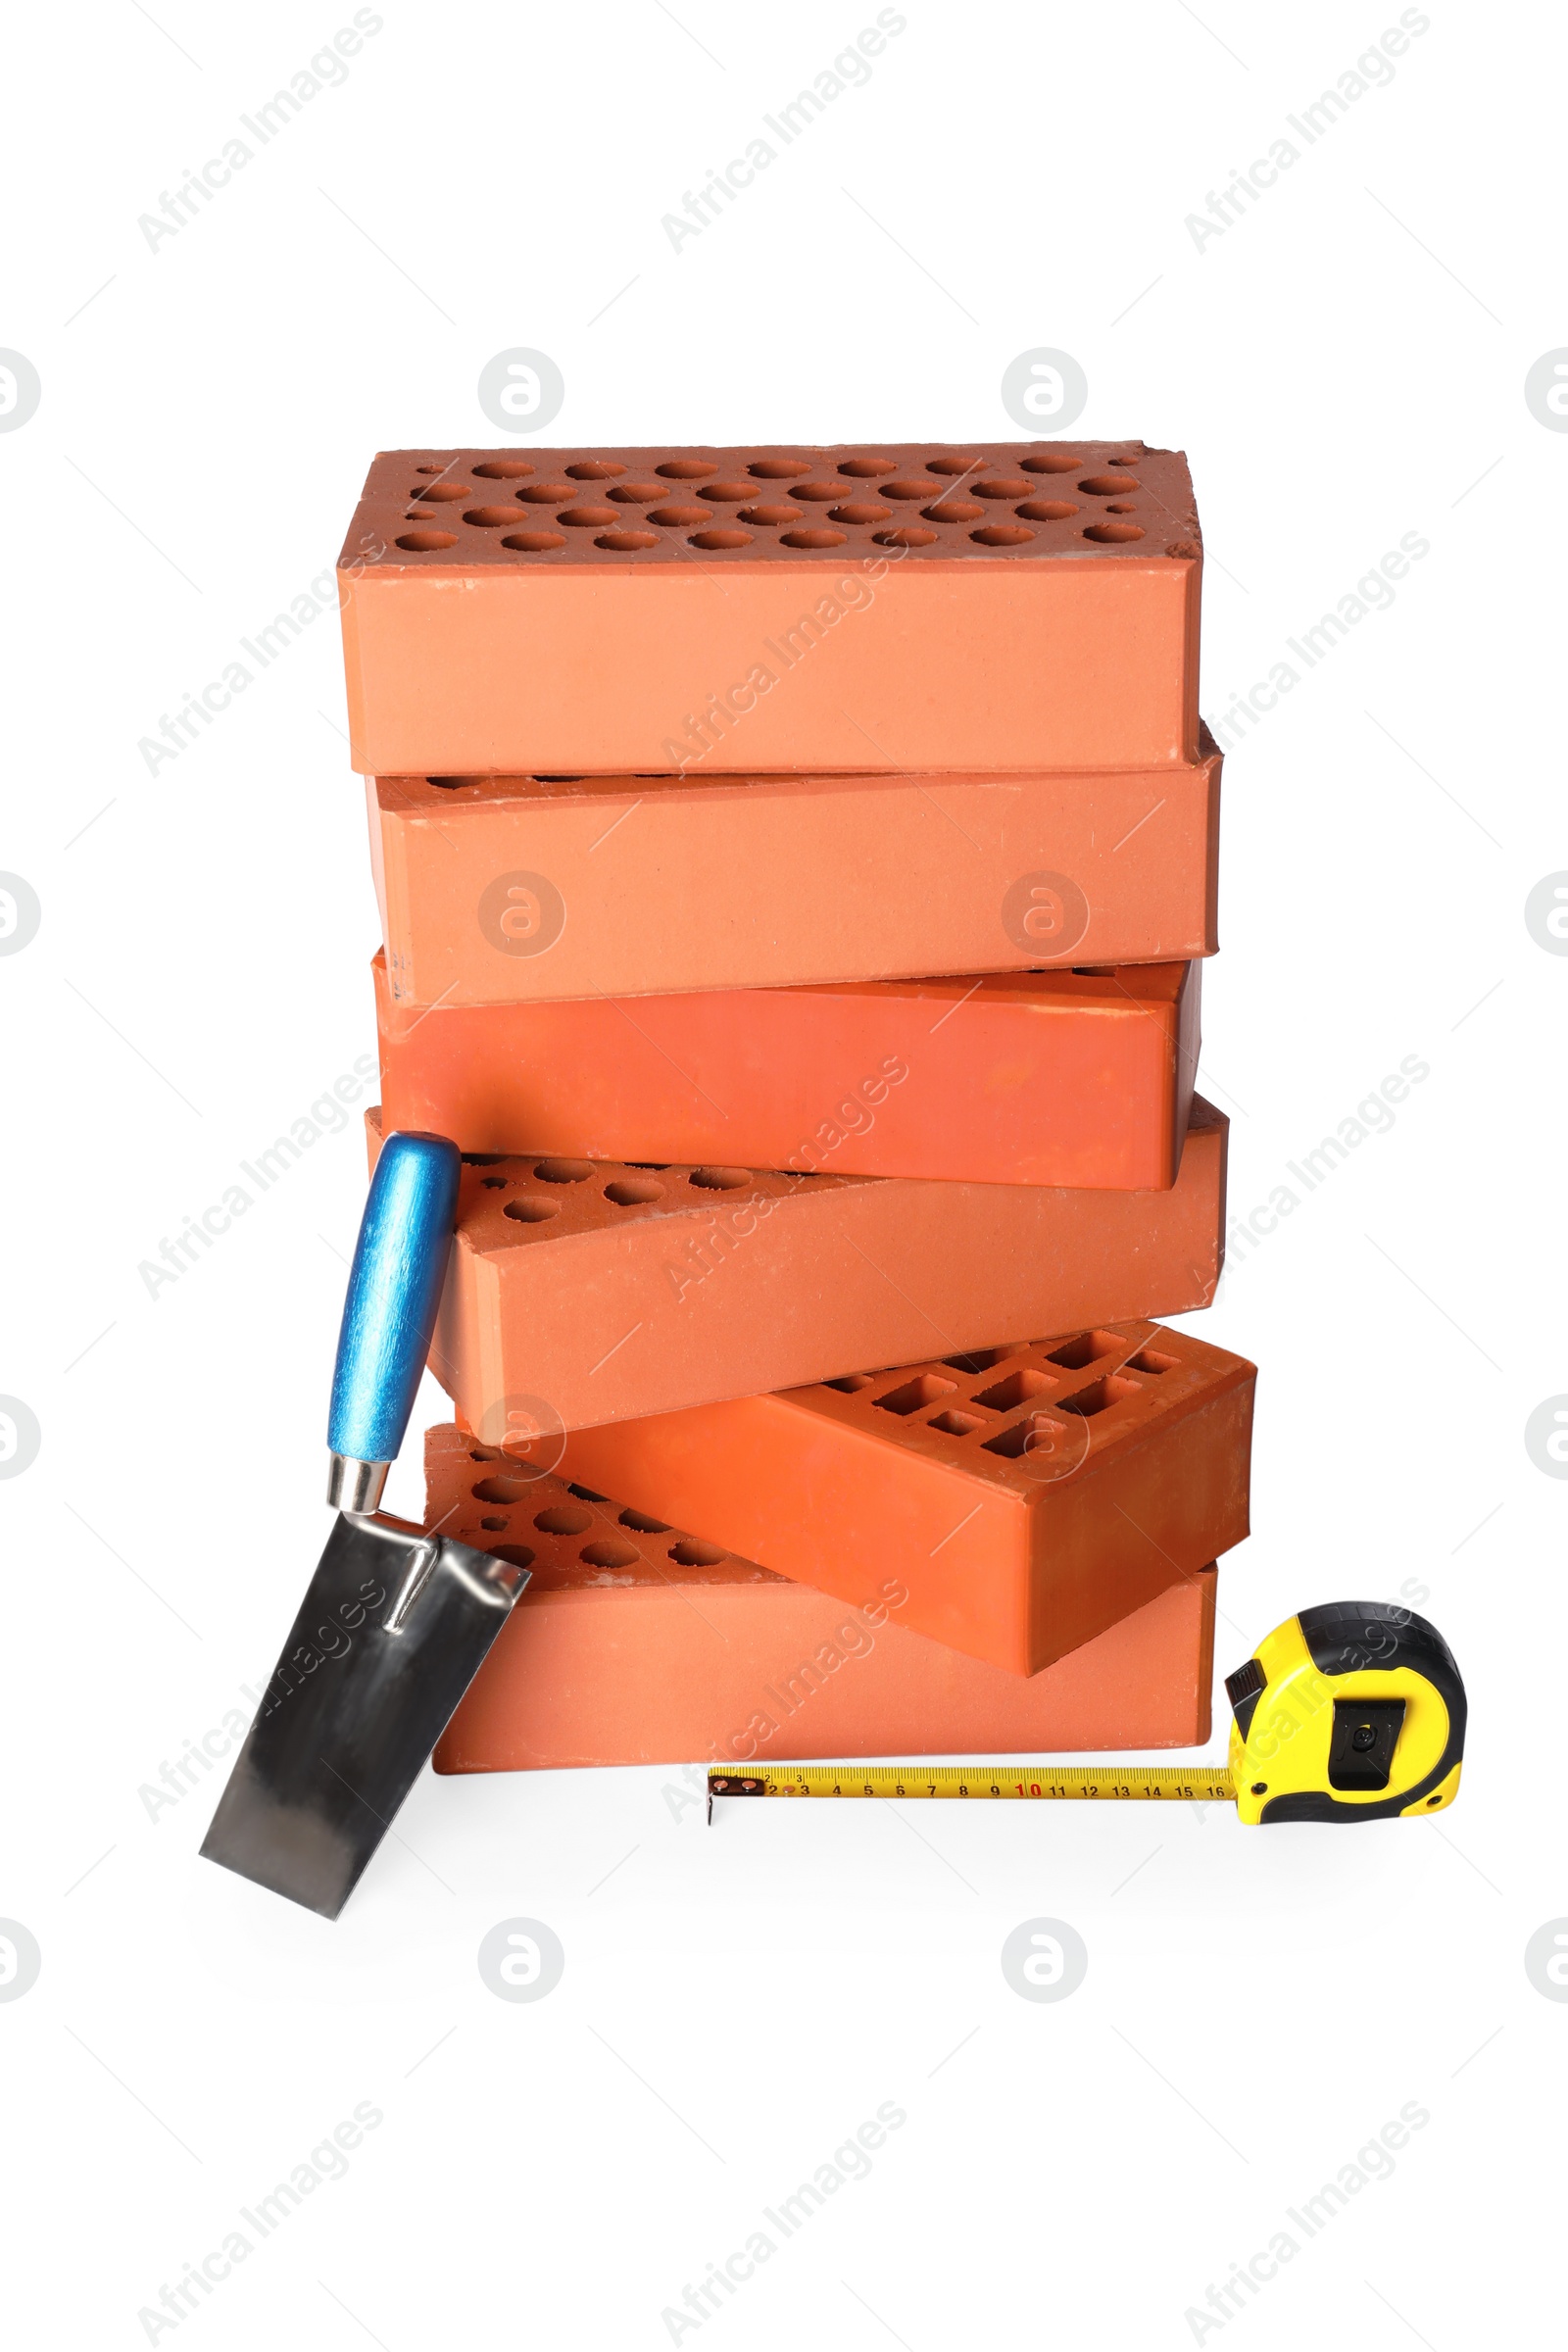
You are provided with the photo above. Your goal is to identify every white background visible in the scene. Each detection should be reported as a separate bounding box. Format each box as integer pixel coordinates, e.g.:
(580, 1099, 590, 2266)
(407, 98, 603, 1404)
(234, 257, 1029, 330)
(2, 1, 1563, 2343)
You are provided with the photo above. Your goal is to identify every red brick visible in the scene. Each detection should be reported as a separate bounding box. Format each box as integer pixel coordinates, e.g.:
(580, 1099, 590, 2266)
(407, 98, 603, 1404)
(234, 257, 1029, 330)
(424, 1429, 1217, 1769)
(375, 953, 1200, 1190)
(369, 738, 1221, 1008)
(564, 1321, 1252, 1678)
(368, 1100, 1228, 1433)
(341, 442, 1200, 777)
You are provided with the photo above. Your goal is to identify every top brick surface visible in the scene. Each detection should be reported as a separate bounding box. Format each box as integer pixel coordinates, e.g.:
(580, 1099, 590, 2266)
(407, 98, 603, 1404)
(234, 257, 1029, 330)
(337, 442, 1202, 775)
(344, 442, 1200, 571)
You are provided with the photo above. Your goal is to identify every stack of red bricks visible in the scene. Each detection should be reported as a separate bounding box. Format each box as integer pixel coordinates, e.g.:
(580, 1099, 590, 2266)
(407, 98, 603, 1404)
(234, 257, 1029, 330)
(335, 442, 1253, 1777)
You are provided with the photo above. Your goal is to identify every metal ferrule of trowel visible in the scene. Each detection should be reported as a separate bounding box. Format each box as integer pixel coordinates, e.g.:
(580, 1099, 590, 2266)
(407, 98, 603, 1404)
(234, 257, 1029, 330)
(201, 1132, 531, 1920)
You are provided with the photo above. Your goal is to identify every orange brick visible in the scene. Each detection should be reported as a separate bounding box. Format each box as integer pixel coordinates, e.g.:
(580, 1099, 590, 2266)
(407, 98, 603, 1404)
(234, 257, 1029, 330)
(340, 442, 1201, 775)
(369, 1099, 1228, 1433)
(368, 739, 1221, 1008)
(564, 1321, 1252, 1678)
(375, 953, 1200, 1189)
(424, 1429, 1217, 1769)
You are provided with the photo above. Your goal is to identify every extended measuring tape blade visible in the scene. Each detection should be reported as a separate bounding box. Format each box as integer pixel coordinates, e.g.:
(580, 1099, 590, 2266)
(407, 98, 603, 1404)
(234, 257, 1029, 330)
(708, 1765, 1238, 1816)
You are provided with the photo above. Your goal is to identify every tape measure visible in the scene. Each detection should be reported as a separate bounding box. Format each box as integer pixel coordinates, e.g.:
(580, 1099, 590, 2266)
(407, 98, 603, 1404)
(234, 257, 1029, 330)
(709, 1600, 1465, 1827)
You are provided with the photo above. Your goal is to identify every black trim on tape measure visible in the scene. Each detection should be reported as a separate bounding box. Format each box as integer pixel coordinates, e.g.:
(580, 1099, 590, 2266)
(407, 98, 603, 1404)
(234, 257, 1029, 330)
(1225, 1655, 1267, 1740)
(1327, 1695, 1406, 1790)
(1258, 1601, 1465, 1825)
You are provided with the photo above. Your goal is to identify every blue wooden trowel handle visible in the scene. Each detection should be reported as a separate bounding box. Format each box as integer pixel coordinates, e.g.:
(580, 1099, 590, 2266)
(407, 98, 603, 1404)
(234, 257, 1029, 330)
(326, 1131, 461, 1512)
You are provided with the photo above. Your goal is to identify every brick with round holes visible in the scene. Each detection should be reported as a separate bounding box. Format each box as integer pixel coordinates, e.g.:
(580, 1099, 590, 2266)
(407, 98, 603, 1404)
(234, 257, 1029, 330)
(339, 442, 1201, 775)
(369, 1098, 1228, 1437)
(375, 951, 1200, 1189)
(560, 1321, 1253, 1678)
(422, 1427, 1220, 1769)
(368, 735, 1221, 1008)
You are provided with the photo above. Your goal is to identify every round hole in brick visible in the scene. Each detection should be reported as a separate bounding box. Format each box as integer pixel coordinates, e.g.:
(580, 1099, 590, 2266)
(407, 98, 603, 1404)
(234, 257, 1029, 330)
(464, 1152, 509, 1163)
(430, 777, 481, 789)
(479, 1514, 510, 1531)
(464, 505, 530, 527)
(596, 530, 660, 551)
(566, 460, 625, 479)
(481, 1176, 508, 1189)
(1084, 521, 1145, 543)
(515, 483, 576, 503)
(501, 531, 565, 553)
(558, 506, 619, 528)
(534, 1504, 592, 1536)
(690, 529, 753, 550)
(740, 503, 799, 526)
(1020, 452, 1081, 474)
(473, 459, 535, 479)
(780, 528, 846, 549)
(924, 456, 980, 476)
(491, 1544, 535, 1570)
(838, 456, 898, 477)
(619, 1507, 671, 1533)
(411, 482, 469, 502)
(504, 1196, 561, 1222)
(534, 1158, 594, 1183)
(414, 465, 444, 473)
(580, 1541, 640, 1570)
(606, 1177, 663, 1205)
(698, 480, 755, 503)
(972, 524, 1036, 547)
(972, 475, 1033, 499)
(874, 525, 937, 548)
(689, 1165, 750, 1189)
(831, 501, 890, 524)
(607, 481, 664, 503)
(1018, 499, 1078, 521)
(396, 530, 459, 552)
(923, 500, 983, 522)
(649, 504, 710, 527)
(788, 482, 844, 503)
(669, 1539, 727, 1567)
(1079, 473, 1140, 496)
(658, 458, 716, 479)
(1104, 503, 1137, 514)
(748, 457, 812, 478)
(472, 1475, 530, 1503)
(880, 477, 936, 500)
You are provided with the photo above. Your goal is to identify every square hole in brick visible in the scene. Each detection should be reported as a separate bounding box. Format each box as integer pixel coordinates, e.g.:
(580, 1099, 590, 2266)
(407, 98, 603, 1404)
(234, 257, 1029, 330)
(876, 1373, 957, 1415)
(1046, 1330, 1123, 1370)
(975, 1366, 1057, 1411)
(927, 1408, 988, 1437)
(943, 1348, 1015, 1374)
(983, 1411, 1068, 1460)
(1127, 1347, 1179, 1375)
(1056, 1375, 1143, 1419)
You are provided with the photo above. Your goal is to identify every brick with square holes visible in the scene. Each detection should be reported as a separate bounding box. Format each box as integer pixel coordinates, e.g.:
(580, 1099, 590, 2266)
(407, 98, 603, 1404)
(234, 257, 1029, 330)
(375, 953, 1200, 1189)
(423, 1427, 1219, 1767)
(340, 442, 1201, 775)
(369, 1099, 1229, 1437)
(560, 1320, 1253, 1677)
(368, 736, 1221, 1009)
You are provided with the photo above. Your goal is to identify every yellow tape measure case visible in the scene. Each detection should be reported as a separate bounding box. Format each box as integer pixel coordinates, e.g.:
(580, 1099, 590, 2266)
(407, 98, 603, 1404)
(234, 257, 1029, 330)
(1225, 1601, 1465, 1825)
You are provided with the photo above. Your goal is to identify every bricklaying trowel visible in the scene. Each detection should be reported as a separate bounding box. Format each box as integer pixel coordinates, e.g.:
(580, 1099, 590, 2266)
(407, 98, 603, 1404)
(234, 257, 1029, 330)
(201, 1132, 531, 1917)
